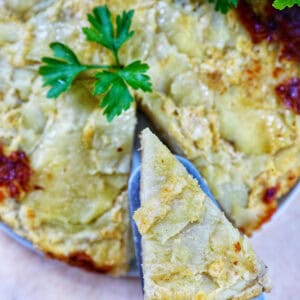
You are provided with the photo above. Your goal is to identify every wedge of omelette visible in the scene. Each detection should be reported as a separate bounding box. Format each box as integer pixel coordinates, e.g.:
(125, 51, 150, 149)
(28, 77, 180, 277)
(134, 128, 271, 299)
(0, 0, 142, 274)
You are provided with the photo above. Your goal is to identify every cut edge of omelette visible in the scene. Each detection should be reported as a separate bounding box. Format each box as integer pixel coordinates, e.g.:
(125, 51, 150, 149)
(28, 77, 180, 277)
(137, 0, 300, 236)
(134, 128, 271, 299)
(0, 87, 136, 276)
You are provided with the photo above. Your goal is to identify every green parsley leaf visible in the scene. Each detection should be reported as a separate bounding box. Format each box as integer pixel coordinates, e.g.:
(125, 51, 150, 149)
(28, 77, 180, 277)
(272, 0, 300, 9)
(95, 72, 133, 121)
(82, 5, 134, 65)
(118, 61, 152, 92)
(83, 6, 114, 50)
(94, 72, 119, 95)
(208, 0, 238, 14)
(39, 42, 88, 98)
(208, 0, 300, 13)
(93, 60, 152, 120)
(115, 10, 135, 52)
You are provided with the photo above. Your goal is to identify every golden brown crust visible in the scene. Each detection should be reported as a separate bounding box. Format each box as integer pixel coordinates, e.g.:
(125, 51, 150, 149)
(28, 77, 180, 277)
(45, 251, 117, 274)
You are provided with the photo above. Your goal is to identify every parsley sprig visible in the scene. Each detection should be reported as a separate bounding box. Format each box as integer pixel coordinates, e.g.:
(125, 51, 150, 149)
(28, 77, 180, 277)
(209, 0, 300, 13)
(209, 0, 238, 14)
(272, 0, 300, 9)
(39, 5, 152, 122)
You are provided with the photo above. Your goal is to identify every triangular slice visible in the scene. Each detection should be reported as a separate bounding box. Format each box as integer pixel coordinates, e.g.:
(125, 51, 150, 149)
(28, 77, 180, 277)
(134, 129, 271, 300)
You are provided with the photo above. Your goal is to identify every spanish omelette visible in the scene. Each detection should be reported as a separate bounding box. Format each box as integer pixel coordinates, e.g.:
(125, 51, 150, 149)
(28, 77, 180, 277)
(0, 0, 299, 273)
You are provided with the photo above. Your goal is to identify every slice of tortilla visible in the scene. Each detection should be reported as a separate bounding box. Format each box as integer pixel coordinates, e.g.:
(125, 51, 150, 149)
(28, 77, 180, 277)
(134, 128, 271, 299)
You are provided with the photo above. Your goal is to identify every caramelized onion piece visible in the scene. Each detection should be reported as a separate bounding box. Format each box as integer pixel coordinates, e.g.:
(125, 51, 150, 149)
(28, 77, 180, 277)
(276, 78, 300, 114)
(237, 0, 300, 62)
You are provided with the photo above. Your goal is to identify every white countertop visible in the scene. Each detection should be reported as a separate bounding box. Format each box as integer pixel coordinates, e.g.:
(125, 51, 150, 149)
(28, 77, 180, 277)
(0, 194, 299, 300)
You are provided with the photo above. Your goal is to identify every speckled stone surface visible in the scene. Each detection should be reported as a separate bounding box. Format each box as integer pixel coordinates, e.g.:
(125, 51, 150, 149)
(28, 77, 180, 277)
(0, 192, 299, 300)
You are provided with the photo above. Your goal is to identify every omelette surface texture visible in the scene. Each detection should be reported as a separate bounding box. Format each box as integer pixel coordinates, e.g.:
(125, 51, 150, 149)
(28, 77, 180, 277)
(0, 0, 139, 274)
(134, 129, 271, 300)
(135, 0, 300, 234)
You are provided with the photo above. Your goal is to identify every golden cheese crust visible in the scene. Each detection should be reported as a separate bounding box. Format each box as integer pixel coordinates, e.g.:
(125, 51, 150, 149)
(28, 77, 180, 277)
(134, 129, 271, 300)
(0, 0, 137, 275)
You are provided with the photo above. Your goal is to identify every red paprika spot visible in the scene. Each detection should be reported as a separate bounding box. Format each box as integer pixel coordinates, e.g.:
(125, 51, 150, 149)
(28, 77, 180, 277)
(237, 0, 300, 62)
(263, 186, 279, 204)
(275, 78, 300, 114)
(0, 145, 32, 201)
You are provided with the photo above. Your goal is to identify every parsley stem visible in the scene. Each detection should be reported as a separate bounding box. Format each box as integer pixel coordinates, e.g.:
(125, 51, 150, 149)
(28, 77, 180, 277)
(113, 50, 121, 67)
(86, 65, 119, 70)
